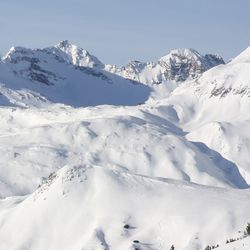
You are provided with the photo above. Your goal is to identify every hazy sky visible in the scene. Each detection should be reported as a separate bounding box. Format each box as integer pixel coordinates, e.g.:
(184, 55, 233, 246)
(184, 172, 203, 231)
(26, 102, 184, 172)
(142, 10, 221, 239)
(0, 0, 249, 65)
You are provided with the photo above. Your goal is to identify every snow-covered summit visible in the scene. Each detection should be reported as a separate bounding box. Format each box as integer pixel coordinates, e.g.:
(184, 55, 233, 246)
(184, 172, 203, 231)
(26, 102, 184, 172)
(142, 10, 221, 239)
(0, 41, 151, 107)
(159, 48, 201, 62)
(158, 48, 225, 81)
(54, 40, 104, 68)
(1, 40, 104, 69)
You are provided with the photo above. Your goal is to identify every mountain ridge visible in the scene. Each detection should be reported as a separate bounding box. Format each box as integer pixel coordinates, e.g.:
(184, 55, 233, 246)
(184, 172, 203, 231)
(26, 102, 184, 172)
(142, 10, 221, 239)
(0, 41, 225, 108)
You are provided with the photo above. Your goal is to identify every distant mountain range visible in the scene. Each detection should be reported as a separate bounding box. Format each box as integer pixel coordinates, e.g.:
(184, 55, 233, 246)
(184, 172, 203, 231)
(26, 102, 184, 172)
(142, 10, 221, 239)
(0, 40, 224, 107)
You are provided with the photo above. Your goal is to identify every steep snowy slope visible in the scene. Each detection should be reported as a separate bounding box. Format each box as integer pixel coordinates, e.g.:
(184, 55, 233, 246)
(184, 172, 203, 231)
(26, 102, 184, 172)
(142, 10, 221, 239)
(0, 164, 249, 250)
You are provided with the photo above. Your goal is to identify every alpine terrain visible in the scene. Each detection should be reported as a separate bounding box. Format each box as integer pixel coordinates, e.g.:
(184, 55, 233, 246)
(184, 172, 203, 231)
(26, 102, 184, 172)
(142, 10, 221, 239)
(0, 41, 249, 250)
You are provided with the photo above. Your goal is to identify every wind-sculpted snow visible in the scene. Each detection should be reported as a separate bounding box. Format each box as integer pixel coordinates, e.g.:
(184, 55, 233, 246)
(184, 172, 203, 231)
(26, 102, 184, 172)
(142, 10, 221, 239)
(0, 106, 247, 198)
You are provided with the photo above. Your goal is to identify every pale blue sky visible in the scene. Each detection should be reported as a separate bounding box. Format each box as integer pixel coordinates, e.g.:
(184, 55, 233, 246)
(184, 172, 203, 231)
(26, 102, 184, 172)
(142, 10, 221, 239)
(0, 0, 249, 65)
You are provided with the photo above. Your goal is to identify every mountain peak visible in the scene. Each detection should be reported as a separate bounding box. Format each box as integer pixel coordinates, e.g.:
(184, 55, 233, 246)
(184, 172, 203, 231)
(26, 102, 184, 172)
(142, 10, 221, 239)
(54, 40, 104, 68)
(159, 48, 201, 62)
(55, 40, 87, 55)
(55, 40, 83, 53)
(56, 40, 72, 49)
(156, 48, 224, 82)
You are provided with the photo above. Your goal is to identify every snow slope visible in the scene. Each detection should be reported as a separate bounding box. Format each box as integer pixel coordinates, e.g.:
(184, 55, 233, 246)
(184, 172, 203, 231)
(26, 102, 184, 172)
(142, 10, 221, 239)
(0, 105, 247, 198)
(0, 164, 249, 250)
(217, 236, 250, 249)
(166, 46, 250, 125)
(187, 121, 250, 183)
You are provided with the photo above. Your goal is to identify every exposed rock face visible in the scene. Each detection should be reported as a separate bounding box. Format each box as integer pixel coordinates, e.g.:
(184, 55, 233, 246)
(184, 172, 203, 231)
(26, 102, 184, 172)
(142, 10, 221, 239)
(158, 49, 224, 82)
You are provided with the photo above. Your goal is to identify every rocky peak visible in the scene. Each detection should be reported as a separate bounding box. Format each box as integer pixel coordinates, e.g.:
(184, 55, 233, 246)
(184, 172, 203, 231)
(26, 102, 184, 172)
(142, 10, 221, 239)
(124, 60, 148, 73)
(204, 54, 224, 67)
(54, 40, 104, 68)
(159, 48, 202, 63)
(56, 40, 71, 49)
(108, 48, 225, 84)
(158, 48, 225, 82)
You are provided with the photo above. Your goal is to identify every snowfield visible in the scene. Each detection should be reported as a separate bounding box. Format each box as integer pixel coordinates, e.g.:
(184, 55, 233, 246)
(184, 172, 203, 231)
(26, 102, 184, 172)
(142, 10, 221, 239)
(0, 42, 250, 249)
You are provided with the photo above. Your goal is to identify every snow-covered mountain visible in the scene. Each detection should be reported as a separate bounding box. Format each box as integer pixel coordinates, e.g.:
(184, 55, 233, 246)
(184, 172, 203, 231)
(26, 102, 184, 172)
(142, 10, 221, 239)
(0, 41, 224, 107)
(54, 40, 104, 68)
(0, 41, 153, 107)
(159, 46, 250, 184)
(106, 48, 224, 84)
(0, 42, 250, 250)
